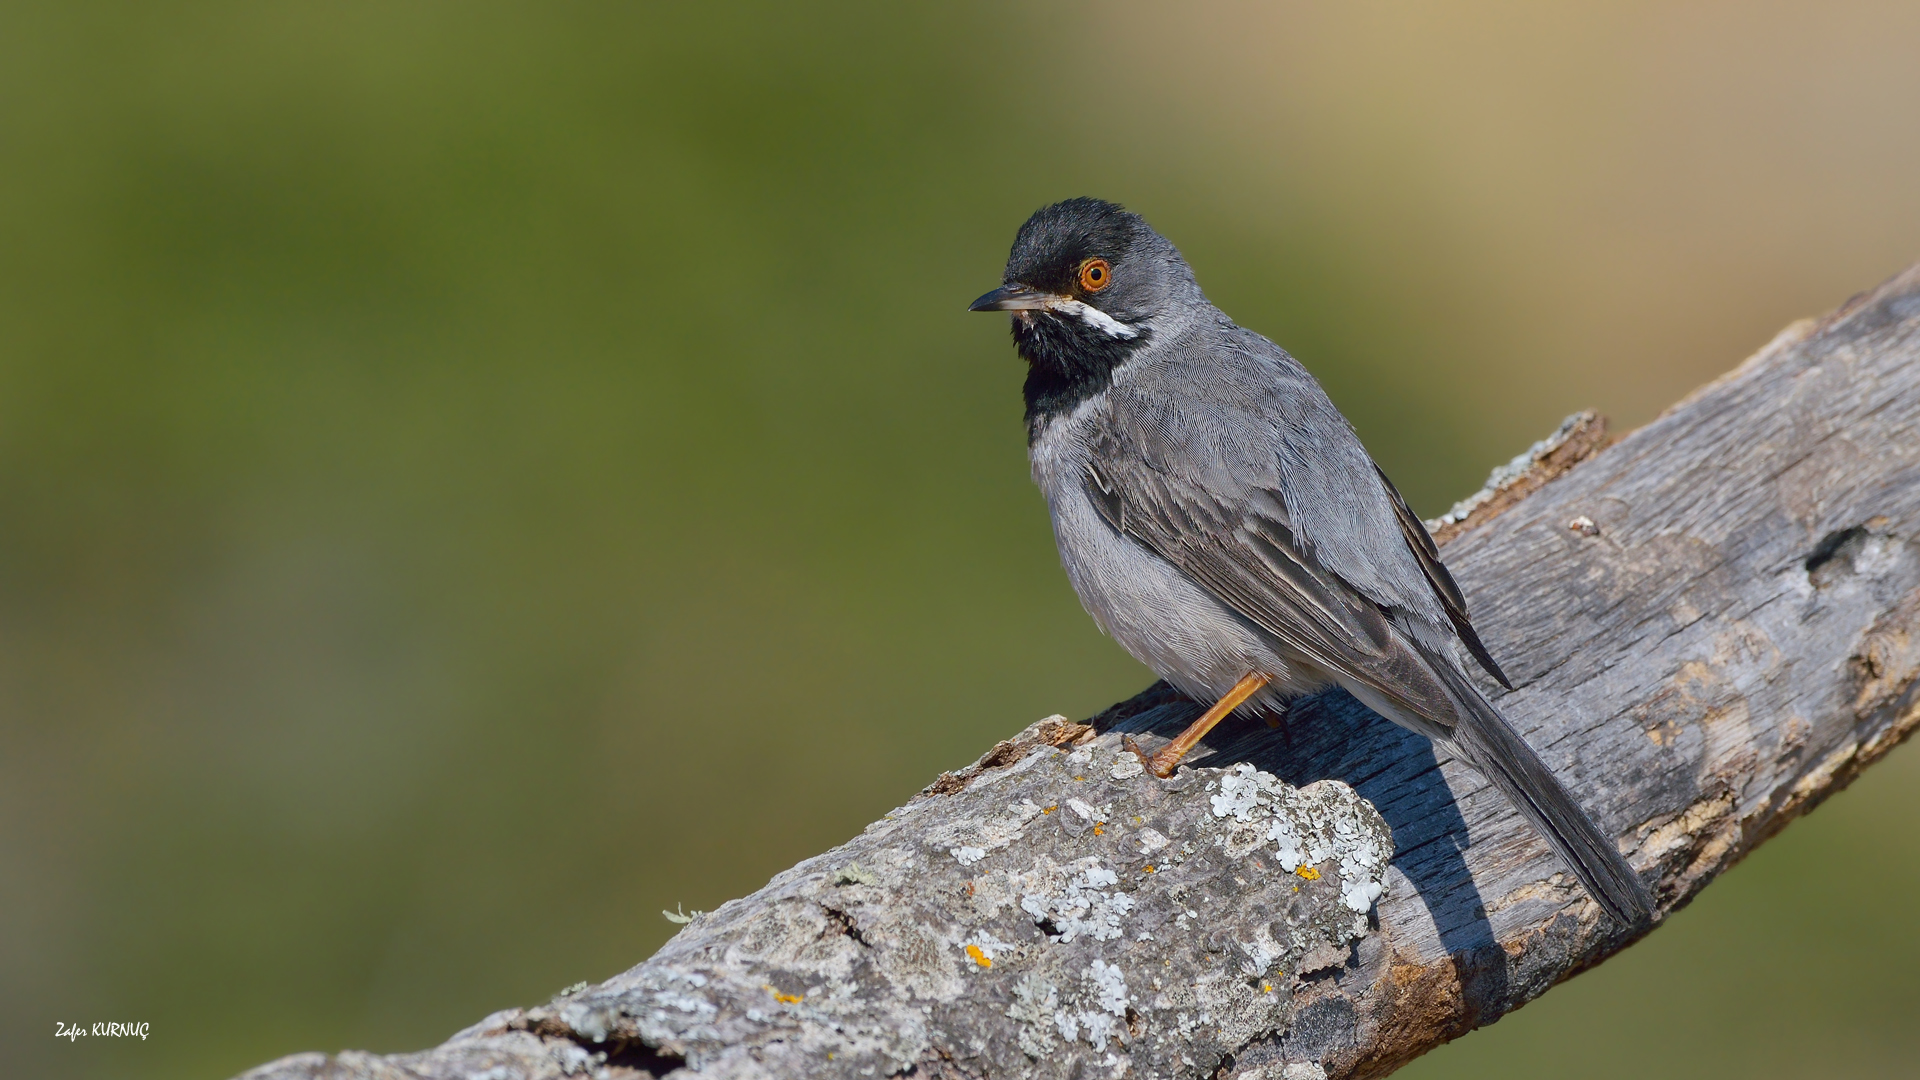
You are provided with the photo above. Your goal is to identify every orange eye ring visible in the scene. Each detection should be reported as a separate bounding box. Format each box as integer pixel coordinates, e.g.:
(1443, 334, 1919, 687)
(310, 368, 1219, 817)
(1078, 257, 1112, 293)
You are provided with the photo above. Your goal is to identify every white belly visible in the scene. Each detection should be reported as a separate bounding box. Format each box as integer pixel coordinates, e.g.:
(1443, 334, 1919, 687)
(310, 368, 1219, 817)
(1031, 414, 1329, 716)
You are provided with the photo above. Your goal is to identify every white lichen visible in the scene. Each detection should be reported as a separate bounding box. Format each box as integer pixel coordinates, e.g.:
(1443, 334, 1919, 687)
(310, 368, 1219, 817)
(661, 903, 703, 924)
(1006, 973, 1059, 1058)
(1020, 862, 1136, 942)
(1342, 877, 1386, 912)
(958, 931, 1016, 964)
(1065, 798, 1109, 823)
(1053, 960, 1132, 1048)
(932, 799, 1044, 867)
(1269, 817, 1308, 871)
(1207, 764, 1393, 915)
(1236, 927, 1285, 978)
(832, 862, 880, 886)
(1210, 769, 1265, 821)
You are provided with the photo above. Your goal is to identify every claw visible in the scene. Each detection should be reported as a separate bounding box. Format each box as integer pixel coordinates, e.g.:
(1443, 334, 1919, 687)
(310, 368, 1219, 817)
(1122, 734, 1176, 778)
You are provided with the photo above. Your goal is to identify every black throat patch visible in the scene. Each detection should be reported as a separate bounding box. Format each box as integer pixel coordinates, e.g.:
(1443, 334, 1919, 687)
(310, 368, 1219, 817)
(1016, 311, 1150, 443)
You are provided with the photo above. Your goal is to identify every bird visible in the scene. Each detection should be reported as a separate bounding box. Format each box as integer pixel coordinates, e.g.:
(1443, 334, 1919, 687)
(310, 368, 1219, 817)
(969, 197, 1654, 929)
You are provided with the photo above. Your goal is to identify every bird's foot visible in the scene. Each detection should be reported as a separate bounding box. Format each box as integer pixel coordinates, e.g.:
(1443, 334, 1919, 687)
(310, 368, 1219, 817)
(1122, 672, 1273, 780)
(1265, 706, 1292, 749)
(1121, 735, 1178, 779)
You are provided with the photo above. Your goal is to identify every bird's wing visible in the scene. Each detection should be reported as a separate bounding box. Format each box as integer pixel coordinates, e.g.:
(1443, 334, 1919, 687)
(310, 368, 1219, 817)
(1082, 417, 1460, 732)
(1084, 346, 1653, 925)
(1372, 465, 1512, 688)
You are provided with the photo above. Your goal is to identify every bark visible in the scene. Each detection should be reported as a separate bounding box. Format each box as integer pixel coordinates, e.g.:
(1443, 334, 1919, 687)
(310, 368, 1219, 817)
(237, 265, 1920, 1080)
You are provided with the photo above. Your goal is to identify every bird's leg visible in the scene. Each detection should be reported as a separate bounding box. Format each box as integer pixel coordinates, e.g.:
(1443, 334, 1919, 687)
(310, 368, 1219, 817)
(1266, 702, 1292, 750)
(1124, 671, 1272, 778)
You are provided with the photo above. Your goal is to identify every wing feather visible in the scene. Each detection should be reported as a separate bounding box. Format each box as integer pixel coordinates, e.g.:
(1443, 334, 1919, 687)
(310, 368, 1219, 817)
(1083, 445, 1458, 728)
(1372, 465, 1512, 689)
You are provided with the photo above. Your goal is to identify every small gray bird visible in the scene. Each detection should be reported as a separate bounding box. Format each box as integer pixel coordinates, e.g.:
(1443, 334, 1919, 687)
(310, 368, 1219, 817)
(971, 197, 1653, 928)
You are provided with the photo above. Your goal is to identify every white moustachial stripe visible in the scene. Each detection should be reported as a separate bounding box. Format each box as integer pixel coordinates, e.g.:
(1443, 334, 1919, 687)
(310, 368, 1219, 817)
(1050, 297, 1139, 339)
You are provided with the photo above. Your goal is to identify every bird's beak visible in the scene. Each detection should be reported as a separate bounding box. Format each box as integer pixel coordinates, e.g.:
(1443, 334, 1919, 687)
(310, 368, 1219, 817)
(968, 284, 1056, 312)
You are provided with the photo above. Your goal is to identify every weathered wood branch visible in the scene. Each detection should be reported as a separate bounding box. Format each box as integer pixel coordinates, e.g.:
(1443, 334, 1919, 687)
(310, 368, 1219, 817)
(238, 265, 1920, 1080)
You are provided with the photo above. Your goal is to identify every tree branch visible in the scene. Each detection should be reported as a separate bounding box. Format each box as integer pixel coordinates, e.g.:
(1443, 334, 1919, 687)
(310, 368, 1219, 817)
(237, 264, 1920, 1080)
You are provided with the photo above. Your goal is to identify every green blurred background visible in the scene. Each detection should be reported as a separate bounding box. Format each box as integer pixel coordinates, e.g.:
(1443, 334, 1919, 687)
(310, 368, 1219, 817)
(4, 3, 1917, 1078)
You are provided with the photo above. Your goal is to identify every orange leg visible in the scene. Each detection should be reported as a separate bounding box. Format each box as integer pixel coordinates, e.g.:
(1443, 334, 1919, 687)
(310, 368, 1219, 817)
(1124, 671, 1272, 778)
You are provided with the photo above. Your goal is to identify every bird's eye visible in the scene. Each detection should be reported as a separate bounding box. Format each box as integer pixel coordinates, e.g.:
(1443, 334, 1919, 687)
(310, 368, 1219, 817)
(1078, 257, 1112, 293)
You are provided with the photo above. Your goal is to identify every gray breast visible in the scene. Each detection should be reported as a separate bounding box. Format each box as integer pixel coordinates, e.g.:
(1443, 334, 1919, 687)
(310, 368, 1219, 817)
(1028, 391, 1328, 714)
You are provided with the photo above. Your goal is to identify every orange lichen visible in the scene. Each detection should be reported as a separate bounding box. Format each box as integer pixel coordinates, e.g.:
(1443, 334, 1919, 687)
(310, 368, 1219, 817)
(965, 944, 992, 968)
(1296, 866, 1321, 881)
(1092, 825, 1105, 835)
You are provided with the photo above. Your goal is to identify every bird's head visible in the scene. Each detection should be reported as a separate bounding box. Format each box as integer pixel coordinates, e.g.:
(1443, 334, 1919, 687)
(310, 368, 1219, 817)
(972, 198, 1201, 431)
(969, 197, 1199, 341)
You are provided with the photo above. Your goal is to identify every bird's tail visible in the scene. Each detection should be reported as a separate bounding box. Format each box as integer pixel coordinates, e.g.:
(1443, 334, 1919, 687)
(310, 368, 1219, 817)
(1427, 656, 1655, 929)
